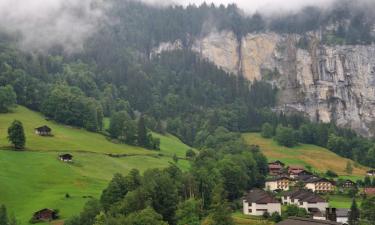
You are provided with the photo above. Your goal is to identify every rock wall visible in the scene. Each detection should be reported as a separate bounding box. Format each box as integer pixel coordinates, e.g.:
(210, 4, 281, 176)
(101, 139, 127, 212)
(152, 31, 375, 136)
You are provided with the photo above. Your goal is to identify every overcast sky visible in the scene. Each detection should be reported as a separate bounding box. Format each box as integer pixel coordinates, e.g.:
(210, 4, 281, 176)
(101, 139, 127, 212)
(141, 0, 336, 13)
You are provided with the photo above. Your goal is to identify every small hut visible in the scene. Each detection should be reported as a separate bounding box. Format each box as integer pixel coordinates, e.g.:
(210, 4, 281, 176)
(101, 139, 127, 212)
(35, 125, 52, 136)
(59, 153, 73, 162)
(31, 209, 58, 222)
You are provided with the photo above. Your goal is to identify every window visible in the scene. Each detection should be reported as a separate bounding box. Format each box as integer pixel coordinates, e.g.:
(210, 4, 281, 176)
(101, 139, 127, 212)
(248, 209, 252, 213)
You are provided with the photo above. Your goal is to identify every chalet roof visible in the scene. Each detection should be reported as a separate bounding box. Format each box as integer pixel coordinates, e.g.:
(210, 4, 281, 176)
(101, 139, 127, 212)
(269, 164, 283, 169)
(59, 153, 73, 159)
(276, 217, 341, 225)
(266, 176, 291, 182)
(269, 160, 285, 166)
(35, 125, 51, 132)
(282, 189, 327, 203)
(33, 208, 56, 215)
(297, 176, 333, 184)
(243, 188, 280, 204)
(288, 165, 305, 170)
(367, 169, 375, 173)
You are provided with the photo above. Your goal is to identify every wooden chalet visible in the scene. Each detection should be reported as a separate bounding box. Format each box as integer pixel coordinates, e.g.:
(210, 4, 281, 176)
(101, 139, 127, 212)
(35, 125, 52, 136)
(268, 161, 285, 176)
(288, 165, 307, 178)
(31, 209, 58, 222)
(59, 153, 73, 162)
(341, 179, 356, 189)
(366, 169, 375, 176)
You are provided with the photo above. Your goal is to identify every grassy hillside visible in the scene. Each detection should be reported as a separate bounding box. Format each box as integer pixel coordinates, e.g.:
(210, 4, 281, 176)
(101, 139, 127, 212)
(0, 106, 192, 224)
(242, 133, 368, 179)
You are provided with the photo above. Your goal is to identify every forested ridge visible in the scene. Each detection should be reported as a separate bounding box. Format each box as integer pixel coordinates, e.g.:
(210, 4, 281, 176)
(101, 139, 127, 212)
(1, 0, 375, 224)
(1, 0, 375, 163)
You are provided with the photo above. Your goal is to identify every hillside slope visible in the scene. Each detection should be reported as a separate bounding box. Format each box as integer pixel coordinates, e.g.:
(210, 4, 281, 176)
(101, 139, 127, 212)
(0, 106, 192, 224)
(242, 133, 368, 179)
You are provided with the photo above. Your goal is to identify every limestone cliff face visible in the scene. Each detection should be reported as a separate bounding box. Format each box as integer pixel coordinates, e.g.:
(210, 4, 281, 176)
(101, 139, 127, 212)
(152, 31, 375, 136)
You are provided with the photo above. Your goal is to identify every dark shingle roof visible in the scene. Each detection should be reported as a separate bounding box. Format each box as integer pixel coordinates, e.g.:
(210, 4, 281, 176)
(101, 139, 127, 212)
(35, 125, 51, 132)
(276, 217, 342, 225)
(282, 189, 327, 203)
(244, 188, 279, 204)
(266, 176, 291, 182)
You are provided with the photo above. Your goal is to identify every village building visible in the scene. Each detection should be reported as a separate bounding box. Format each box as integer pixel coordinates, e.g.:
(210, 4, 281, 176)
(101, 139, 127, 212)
(35, 125, 52, 136)
(363, 187, 375, 196)
(288, 165, 310, 178)
(59, 153, 73, 162)
(366, 169, 375, 176)
(31, 209, 58, 222)
(242, 188, 281, 216)
(335, 208, 350, 225)
(268, 161, 285, 176)
(265, 176, 292, 191)
(341, 180, 356, 189)
(313, 208, 350, 224)
(302, 177, 335, 193)
(276, 217, 342, 225)
(282, 189, 329, 213)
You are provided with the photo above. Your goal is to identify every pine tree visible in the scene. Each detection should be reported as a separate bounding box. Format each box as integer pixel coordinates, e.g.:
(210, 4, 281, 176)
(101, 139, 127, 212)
(7, 120, 26, 150)
(0, 205, 8, 225)
(348, 199, 360, 225)
(137, 116, 149, 147)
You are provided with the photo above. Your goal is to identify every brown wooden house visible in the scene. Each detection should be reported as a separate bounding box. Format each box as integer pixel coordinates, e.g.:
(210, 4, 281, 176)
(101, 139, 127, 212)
(35, 125, 52, 136)
(31, 209, 58, 222)
(59, 154, 73, 162)
(268, 161, 285, 176)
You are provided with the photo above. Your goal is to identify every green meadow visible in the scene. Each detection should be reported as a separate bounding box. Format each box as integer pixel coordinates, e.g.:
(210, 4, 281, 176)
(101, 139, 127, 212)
(242, 133, 368, 179)
(0, 106, 192, 224)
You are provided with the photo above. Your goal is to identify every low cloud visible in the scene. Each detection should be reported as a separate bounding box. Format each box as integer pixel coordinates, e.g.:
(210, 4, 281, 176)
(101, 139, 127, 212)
(0, 0, 109, 53)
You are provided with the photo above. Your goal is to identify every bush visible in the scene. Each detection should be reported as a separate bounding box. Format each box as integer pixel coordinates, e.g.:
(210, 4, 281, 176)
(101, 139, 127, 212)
(274, 125, 298, 147)
(325, 170, 338, 178)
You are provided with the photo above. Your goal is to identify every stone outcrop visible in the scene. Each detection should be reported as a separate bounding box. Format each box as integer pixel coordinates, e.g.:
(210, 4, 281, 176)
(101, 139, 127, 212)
(152, 31, 375, 136)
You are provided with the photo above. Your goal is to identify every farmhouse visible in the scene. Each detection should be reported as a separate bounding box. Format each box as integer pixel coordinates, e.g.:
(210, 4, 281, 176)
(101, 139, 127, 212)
(35, 125, 52, 136)
(282, 189, 329, 212)
(367, 169, 375, 176)
(276, 217, 342, 225)
(268, 161, 285, 176)
(59, 154, 73, 162)
(242, 188, 281, 216)
(265, 176, 292, 191)
(31, 209, 58, 222)
(341, 180, 356, 189)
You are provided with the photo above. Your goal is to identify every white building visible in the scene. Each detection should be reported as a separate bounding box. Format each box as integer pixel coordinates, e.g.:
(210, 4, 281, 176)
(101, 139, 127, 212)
(243, 189, 281, 216)
(265, 176, 291, 191)
(282, 189, 328, 212)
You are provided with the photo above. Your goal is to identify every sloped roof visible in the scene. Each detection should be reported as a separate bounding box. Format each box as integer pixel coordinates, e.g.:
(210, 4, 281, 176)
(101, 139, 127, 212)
(35, 125, 51, 132)
(282, 189, 327, 203)
(266, 176, 291, 182)
(244, 188, 280, 204)
(276, 217, 341, 225)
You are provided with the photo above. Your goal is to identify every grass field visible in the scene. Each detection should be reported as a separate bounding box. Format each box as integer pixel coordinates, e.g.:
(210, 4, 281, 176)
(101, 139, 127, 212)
(242, 133, 368, 179)
(232, 212, 274, 225)
(0, 106, 192, 224)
